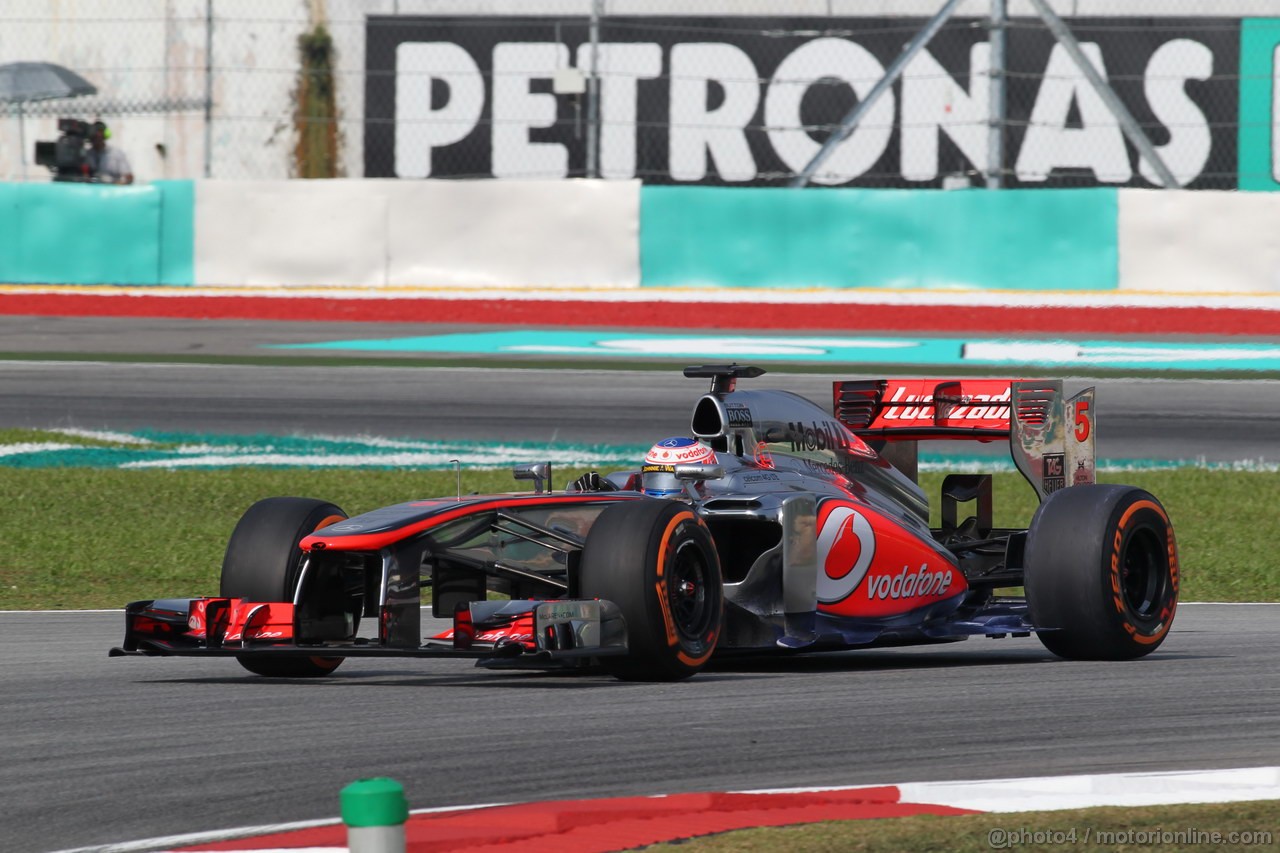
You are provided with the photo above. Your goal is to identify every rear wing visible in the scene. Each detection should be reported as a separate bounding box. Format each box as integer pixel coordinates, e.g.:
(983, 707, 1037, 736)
(833, 378, 1096, 502)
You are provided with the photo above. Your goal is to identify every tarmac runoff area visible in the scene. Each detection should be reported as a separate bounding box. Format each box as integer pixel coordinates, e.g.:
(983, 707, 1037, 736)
(55, 767, 1280, 853)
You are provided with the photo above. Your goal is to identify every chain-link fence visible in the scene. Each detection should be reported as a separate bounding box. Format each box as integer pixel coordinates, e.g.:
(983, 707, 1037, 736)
(0, 0, 1277, 188)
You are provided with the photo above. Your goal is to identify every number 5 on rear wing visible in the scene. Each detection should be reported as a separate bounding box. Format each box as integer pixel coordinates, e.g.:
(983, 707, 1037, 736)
(833, 378, 1095, 502)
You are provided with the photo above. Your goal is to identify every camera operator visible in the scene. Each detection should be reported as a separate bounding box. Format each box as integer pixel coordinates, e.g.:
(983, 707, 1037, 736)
(86, 121, 133, 184)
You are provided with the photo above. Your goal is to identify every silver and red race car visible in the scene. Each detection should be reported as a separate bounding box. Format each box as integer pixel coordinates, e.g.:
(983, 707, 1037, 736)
(112, 365, 1179, 681)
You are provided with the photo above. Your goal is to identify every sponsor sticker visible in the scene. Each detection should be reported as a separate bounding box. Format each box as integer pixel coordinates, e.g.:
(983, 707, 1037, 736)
(644, 437, 716, 465)
(880, 385, 1013, 422)
(726, 404, 754, 427)
(536, 601, 600, 624)
(1043, 453, 1066, 494)
(816, 505, 877, 604)
(864, 564, 954, 600)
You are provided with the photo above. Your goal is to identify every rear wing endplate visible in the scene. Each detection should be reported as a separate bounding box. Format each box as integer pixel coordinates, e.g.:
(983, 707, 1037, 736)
(833, 378, 1095, 502)
(1011, 381, 1096, 502)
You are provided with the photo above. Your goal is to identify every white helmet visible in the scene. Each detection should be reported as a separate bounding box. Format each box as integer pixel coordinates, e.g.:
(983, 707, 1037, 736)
(641, 437, 716, 498)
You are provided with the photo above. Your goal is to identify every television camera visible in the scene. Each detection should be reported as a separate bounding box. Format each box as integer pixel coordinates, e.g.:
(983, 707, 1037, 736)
(34, 118, 99, 182)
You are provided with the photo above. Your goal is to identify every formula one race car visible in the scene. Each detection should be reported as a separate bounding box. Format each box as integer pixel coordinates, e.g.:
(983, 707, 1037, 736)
(112, 365, 1179, 681)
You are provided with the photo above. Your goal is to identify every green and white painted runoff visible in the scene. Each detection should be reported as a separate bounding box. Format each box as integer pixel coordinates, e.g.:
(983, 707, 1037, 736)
(277, 331, 1280, 372)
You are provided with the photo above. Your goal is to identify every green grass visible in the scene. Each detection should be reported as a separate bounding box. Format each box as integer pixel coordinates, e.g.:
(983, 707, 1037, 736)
(0, 427, 150, 448)
(0, 467, 517, 610)
(972, 467, 1280, 602)
(638, 800, 1277, 852)
(1, 466, 1275, 611)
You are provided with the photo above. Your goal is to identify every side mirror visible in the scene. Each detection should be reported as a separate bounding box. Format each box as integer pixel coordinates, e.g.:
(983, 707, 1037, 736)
(675, 463, 724, 482)
(513, 462, 552, 494)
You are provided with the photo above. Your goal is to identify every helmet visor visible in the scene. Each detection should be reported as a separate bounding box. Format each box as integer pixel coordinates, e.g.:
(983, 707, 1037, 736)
(641, 464, 682, 497)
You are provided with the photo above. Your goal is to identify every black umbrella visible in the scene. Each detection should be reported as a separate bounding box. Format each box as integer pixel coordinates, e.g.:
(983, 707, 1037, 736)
(0, 62, 98, 104)
(0, 61, 98, 174)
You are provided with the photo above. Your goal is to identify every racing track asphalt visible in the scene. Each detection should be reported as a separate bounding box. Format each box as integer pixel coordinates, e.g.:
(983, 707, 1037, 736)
(3, 314, 1279, 852)
(0, 315, 1279, 462)
(0, 361, 1277, 463)
(2, 605, 1278, 852)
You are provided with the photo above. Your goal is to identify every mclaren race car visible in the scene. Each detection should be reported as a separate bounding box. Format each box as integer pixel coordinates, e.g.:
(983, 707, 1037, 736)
(112, 365, 1180, 681)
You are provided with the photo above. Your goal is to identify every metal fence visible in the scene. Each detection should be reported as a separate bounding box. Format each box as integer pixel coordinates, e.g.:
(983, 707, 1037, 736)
(0, 0, 1276, 188)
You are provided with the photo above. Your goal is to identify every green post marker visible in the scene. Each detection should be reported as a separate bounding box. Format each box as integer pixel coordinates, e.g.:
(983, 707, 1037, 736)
(341, 778, 409, 853)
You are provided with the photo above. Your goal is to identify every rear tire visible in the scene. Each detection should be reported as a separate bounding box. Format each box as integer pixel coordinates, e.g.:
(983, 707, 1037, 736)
(220, 497, 348, 678)
(579, 500, 723, 681)
(1025, 485, 1179, 660)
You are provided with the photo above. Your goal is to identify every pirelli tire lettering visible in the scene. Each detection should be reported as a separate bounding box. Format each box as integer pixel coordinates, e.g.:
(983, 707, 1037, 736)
(1109, 499, 1180, 646)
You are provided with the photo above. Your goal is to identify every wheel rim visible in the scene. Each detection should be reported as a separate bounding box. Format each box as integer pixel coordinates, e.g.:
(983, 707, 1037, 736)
(668, 540, 714, 642)
(1121, 526, 1165, 619)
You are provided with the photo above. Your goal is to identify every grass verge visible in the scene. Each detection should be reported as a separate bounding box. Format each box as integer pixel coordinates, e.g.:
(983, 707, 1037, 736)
(1, 467, 1276, 610)
(638, 800, 1277, 852)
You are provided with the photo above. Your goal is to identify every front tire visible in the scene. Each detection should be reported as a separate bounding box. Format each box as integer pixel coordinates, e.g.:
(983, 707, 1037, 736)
(579, 500, 723, 681)
(220, 497, 348, 677)
(1025, 485, 1179, 660)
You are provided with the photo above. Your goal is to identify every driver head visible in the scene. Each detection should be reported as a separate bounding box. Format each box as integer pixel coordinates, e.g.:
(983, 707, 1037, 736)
(640, 437, 716, 498)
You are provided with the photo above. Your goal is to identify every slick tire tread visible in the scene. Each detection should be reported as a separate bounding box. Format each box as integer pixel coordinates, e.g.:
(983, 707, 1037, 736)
(1025, 484, 1179, 661)
(221, 496, 348, 678)
(579, 499, 723, 682)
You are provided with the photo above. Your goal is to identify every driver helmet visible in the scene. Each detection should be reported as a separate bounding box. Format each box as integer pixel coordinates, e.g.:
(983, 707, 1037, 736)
(641, 436, 716, 498)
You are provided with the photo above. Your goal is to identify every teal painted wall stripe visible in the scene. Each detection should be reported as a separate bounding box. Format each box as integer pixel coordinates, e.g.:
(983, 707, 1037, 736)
(154, 180, 195, 285)
(1239, 18, 1280, 191)
(640, 186, 1118, 291)
(0, 181, 196, 285)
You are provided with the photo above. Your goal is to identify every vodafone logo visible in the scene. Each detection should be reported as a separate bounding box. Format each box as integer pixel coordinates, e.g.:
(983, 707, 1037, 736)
(816, 505, 876, 604)
(865, 565, 953, 600)
(644, 437, 715, 465)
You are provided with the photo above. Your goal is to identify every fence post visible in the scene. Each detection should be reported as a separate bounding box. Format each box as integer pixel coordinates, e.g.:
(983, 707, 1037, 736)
(986, 0, 1006, 189)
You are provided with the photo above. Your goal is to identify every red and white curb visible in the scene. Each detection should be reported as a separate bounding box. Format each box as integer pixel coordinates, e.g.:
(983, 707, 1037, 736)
(8, 283, 1280, 310)
(55, 766, 1280, 853)
(5, 284, 1280, 337)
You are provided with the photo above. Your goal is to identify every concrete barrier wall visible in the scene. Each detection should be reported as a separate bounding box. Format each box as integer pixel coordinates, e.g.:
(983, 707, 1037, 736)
(195, 179, 640, 287)
(0, 180, 192, 286)
(1, 179, 1278, 292)
(1118, 189, 1280, 292)
(640, 187, 1118, 290)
